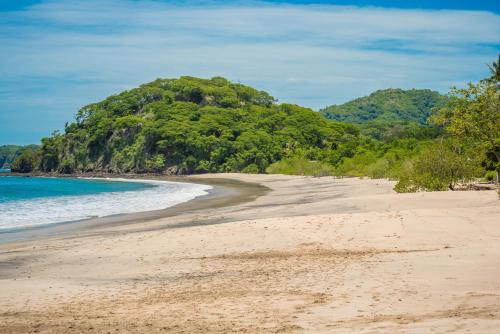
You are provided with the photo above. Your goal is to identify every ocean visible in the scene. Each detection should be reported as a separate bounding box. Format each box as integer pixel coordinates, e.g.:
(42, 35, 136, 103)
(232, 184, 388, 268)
(0, 176, 211, 231)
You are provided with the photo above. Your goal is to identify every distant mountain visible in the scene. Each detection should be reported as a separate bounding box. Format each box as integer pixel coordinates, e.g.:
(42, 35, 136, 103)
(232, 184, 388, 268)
(0, 145, 38, 169)
(320, 89, 447, 141)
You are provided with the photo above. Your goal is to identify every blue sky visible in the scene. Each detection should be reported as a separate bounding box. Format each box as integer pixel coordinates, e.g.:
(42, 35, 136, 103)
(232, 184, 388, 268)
(1, 1, 499, 145)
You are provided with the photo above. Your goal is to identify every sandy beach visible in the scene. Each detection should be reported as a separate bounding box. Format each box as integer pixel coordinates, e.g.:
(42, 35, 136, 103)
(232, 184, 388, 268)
(0, 173, 499, 333)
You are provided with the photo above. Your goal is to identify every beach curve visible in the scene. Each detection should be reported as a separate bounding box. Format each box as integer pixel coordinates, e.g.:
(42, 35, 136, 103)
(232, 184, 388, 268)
(0, 173, 499, 333)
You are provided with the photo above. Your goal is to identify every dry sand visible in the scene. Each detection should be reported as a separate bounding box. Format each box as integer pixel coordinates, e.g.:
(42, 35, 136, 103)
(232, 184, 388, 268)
(0, 174, 499, 333)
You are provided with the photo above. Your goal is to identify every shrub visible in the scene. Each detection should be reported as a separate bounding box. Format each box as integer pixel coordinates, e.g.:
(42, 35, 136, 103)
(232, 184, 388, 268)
(365, 158, 390, 179)
(241, 164, 260, 173)
(484, 170, 498, 183)
(394, 140, 482, 192)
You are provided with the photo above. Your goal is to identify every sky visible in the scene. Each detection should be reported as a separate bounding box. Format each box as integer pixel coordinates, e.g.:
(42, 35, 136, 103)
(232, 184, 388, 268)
(0, 0, 499, 145)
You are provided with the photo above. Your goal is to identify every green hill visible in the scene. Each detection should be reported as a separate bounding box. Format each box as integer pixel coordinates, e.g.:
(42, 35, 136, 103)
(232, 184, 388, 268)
(29, 76, 358, 174)
(320, 89, 447, 141)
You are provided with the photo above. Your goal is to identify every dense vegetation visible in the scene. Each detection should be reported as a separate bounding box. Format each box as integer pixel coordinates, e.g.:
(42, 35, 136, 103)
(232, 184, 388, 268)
(393, 57, 499, 191)
(11, 55, 498, 193)
(0, 145, 38, 169)
(317, 59, 499, 191)
(15, 77, 358, 174)
(320, 89, 447, 142)
(316, 89, 447, 180)
(397, 78, 499, 191)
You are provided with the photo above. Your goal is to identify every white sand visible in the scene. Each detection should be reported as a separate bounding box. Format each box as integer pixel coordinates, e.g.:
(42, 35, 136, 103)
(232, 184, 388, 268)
(0, 174, 499, 333)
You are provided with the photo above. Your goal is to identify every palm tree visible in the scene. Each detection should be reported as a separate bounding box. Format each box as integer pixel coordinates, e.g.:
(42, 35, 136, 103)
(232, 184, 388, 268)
(487, 54, 500, 82)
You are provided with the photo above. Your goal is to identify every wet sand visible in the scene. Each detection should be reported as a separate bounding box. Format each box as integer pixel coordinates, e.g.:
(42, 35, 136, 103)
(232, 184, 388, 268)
(0, 173, 499, 333)
(0, 176, 268, 244)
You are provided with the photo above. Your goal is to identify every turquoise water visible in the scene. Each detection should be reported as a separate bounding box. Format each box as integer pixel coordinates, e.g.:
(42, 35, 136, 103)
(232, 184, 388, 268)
(0, 176, 211, 231)
(0, 177, 151, 203)
(0, 168, 10, 173)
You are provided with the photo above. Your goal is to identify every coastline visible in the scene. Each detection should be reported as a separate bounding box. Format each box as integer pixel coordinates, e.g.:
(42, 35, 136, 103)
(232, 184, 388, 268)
(0, 173, 499, 333)
(0, 174, 269, 244)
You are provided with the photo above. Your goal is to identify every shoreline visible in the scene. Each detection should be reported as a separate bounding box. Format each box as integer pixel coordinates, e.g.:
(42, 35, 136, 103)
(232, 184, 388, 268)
(0, 173, 499, 333)
(0, 174, 269, 244)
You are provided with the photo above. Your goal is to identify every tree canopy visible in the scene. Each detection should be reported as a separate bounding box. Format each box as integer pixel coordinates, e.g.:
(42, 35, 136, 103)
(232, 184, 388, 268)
(320, 88, 447, 142)
(318, 59, 499, 191)
(28, 76, 357, 174)
(11, 56, 498, 193)
(393, 57, 499, 191)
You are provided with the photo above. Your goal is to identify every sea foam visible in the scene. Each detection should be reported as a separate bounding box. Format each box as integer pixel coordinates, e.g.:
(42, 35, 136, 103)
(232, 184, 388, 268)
(0, 178, 211, 231)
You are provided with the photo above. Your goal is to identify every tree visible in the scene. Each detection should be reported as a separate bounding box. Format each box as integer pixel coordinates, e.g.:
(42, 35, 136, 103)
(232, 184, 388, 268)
(431, 80, 499, 176)
(394, 140, 482, 192)
(11, 148, 38, 173)
(486, 53, 500, 83)
(319, 88, 447, 141)
(33, 76, 358, 175)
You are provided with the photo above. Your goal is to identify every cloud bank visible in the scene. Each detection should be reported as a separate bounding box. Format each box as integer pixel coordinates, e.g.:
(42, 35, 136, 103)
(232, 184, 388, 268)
(1, 0, 499, 144)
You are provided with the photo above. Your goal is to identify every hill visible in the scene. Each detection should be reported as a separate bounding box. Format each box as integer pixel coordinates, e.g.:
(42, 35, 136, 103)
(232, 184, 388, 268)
(319, 89, 447, 141)
(26, 76, 358, 174)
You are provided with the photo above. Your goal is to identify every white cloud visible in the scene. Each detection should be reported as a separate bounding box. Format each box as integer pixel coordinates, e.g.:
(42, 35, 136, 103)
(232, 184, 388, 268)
(0, 0, 499, 143)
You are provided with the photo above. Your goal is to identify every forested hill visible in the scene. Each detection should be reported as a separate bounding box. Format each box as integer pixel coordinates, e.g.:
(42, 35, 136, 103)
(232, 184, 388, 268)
(319, 89, 447, 141)
(25, 76, 358, 174)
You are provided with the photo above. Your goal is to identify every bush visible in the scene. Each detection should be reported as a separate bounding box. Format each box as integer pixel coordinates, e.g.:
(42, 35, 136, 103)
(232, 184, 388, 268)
(393, 174, 419, 193)
(365, 158, 390, 179)
(266, 158, 334, 176)
(394, 140, 482, 192)
(484, 170, 498, 183)
(241, 164, 260, 173)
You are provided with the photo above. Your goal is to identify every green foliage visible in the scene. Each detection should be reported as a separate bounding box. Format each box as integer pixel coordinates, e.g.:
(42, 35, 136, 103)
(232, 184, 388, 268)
(0, 145, 38, 169)
(333, 138, 428, 179)
(484, 170, 498, 183)
(11, 147, 39, 173)
(486, 53, 500, 83)
(39, 134, 62, 172)
(241, 164, 260, 174)
(320, 89, 447, 141)
(35, 76, 356, 174)
(394, 140, 483, 192)
(322, 60, 497, 191)
(59, 158, 75, 174)
(431, 80, 499, 173)
(24, 56, 495, 189)
(266, 158, 334, 176)
(393, 57, 499, 191)
(145, 154, 166, 172)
